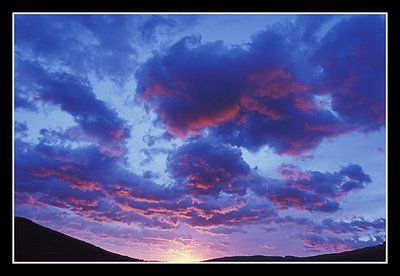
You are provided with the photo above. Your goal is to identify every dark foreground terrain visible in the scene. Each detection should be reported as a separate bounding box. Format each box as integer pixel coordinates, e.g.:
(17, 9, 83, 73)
(14, 217, 142, 262)
(14, 216, 385, 262)
(205, 242, 386, 262)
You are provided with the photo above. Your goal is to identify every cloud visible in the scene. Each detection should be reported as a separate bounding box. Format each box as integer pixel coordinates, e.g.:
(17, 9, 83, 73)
(196, 225, 247, 236)
(259, 178, 341, 213)
(277, 164, 312, 181)
(14, 138, 182, 228)
(299, 233, 385, 253)
(273, 215, 386, 235)
(14, 115, 374, 239)
(165, 137, 371, 214)
(14, 14, 139, 85)
(14, 121, 29, 138)
(138, 15, 177, 43)
(15, 135, 279, 231)
(310, 15, 386, 133)
(339, 164, 371, 183)
(318, 217, 386, 235)
(14, 133, 375, 239)
(135, 15, 386, 157)
(14, 135, 272, 231)
(14, 14, 202, 87)
(269, 214, 386, 253)
(166, 137, 251, 197)
(252, 163, 371, 212)
(113, 190, 276, 230)
(15, 59, 130, 156)
(135, 36, 248, 138)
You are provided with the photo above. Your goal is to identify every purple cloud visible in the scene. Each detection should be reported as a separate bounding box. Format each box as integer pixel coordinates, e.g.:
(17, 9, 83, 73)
(14, 137, 182, 228)
(14, 14, 139, 85)
(14, 128, 374, 238)
(268, 215, 386, 253)
(251, 163, 371, 213)
(166, 138, 251, 197)
(319, 217, 386, 235)
(273, 215, 385, 236)
(15, 134, 278, 231)
(339, 164, 371, 183)
(164, 138, 370, 214)
(135, 15, 386, 157)
(310, 15, 386, 133)
(15, 60, 130, 157)
(16, 135, 275, 231)
(135, 36, 247, 138)
(299, 233, 385, 253)
(258, 178, 340, 213)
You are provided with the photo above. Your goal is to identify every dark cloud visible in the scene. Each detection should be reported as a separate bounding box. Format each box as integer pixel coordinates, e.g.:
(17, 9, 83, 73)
(14, 121, 29, 138)
(165, 137, 370, 213)
(15, 59, 130, 156)
(14, 14, 202, 86)
(252, 163, 371, 213)
(14, 14, 138, 85)
(135, 36, 248, 138)
(14, 130, 375, 234)
(212, 106, 347, 156)
(14, 138, 184, 229)
(14, 87, 39, 112)
(339, 164, 371, 183)
(257, 177, 341, 213)
(310, 15, 386, 133)
(135, 15, 386, 157)
(15, 135, 276, 230)
(166, 137, 251, 197)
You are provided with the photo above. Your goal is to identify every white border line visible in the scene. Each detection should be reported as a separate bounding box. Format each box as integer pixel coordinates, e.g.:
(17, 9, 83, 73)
(12, 11, 15, 264)
(12, 11, 388, 15)
(11, 11, 388, 264)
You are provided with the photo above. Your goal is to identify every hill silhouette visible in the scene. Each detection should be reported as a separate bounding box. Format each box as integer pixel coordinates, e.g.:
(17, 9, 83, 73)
(205, 242, 386, 262)
(14, 216, 386, 262)
(14, 217, 142, 262)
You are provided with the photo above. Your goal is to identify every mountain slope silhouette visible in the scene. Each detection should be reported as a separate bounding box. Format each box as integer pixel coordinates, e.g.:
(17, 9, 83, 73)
(14, 217, 142, 262)
(205, 242, 386, 262)
(14, 216, 386, 262)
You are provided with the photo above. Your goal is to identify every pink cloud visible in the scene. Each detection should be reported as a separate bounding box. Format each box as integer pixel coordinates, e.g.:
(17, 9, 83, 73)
(31, 168, 101, 192)
(247, 68, 310, 99)
(277, 164, 311, 182)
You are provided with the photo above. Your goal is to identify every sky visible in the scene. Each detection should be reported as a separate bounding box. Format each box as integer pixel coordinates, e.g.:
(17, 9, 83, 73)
(13, 13, 387, 262)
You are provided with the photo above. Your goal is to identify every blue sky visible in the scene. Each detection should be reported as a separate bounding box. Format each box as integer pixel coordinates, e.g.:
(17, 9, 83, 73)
(13, 13, 387, 262)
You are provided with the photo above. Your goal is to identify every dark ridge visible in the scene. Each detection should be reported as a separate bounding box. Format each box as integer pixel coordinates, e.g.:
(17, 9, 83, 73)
(204, 242, 386, 262)
(14, 217, 143, 262)
(14, 216, 386, 263)
(294, 242, 386, 262)
(204, 255, 292, 262)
